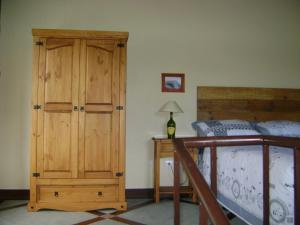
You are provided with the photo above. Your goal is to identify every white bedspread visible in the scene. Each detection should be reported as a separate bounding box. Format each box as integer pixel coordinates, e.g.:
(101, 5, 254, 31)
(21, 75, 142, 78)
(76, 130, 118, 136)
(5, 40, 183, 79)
(199, 146, 294, 225)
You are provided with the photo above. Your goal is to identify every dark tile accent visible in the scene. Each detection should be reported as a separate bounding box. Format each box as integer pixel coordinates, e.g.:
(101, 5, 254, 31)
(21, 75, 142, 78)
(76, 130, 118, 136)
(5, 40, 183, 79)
(72, 217, 104, 225)
(87, 210, 105, 216)
(84, 200, 154, 225)
(112, 199, 153, 216)
(112, 216, 147, 225)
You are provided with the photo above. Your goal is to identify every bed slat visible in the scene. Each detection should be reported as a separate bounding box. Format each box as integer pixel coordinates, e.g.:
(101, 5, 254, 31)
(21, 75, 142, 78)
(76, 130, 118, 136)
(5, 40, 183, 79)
(197, 87, 300, 100)
(198, 100, 300, 112)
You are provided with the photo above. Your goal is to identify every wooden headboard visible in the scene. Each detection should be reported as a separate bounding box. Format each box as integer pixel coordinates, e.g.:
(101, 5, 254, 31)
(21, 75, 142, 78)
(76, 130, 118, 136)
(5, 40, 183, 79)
(197, 86, 300, 121)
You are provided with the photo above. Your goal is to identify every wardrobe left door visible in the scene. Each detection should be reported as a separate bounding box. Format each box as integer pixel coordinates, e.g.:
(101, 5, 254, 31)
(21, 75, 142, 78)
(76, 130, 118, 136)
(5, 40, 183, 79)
(36, 38, 80, 179)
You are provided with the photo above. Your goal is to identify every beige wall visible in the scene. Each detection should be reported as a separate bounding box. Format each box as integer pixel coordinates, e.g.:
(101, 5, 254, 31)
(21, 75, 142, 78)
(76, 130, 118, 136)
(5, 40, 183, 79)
(0, 0, 299, 189)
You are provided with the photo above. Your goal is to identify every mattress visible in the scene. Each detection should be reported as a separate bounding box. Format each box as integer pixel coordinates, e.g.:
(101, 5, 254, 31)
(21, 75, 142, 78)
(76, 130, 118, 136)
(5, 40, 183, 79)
(198, 146, 294, 225)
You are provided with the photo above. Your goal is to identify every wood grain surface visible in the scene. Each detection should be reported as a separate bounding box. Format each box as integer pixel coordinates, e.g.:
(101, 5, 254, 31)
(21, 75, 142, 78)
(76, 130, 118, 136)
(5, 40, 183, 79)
(197, 86, 300, 121)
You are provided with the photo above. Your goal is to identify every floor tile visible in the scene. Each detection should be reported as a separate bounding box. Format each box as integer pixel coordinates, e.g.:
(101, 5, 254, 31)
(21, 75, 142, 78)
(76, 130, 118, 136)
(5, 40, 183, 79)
(0, 200, 28, 210)
(127, 199, 152, 209)
(0, 199, 247, 225)
(98, 208, 118, 214)
(119, 200, 199, 225)
(0, 205, 97, 225)
(91, 219, 125, 225)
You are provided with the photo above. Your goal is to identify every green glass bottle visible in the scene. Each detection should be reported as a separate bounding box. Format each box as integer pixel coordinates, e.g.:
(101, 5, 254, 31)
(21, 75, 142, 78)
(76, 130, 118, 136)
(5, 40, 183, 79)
(167, 112, 176, 139)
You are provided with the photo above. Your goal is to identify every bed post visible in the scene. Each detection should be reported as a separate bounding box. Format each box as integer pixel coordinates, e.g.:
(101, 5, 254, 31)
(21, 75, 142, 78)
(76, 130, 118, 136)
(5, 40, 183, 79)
(263, 144, 270, 225)
(294, 148, 300, 225)
(174, 151, 180, 225)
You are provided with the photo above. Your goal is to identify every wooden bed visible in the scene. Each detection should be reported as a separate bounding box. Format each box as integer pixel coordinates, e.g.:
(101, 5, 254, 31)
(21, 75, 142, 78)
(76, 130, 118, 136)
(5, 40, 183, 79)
(197, 86, 300, 121)
(173, 86, 300, 225)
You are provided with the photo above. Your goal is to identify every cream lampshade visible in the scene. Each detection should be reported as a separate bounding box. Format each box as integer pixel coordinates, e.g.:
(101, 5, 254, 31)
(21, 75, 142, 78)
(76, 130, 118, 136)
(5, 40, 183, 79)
(159, 101, 183, 139)
(159, 101, 184, 113)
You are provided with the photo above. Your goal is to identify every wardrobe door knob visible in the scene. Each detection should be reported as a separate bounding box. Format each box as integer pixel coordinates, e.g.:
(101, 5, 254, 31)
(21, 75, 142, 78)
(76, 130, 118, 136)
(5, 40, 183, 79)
(98, 191, 102, 196)
(54, 192, 59, 197)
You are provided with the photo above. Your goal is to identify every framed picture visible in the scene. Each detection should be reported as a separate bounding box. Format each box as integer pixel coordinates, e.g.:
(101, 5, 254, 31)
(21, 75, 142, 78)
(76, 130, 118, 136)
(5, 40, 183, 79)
(161, 73, 185, 93)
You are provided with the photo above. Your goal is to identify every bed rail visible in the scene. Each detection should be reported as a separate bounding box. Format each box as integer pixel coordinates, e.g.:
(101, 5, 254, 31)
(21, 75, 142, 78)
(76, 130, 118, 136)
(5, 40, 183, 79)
(174, 135, 300, 225)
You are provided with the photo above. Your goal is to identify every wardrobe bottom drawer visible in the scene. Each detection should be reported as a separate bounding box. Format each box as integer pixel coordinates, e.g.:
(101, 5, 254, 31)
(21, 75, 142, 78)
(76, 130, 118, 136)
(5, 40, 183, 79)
(38, 185, 118, 203)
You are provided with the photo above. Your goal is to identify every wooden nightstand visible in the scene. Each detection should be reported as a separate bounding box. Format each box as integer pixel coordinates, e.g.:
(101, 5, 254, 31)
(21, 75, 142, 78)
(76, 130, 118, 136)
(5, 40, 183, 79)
(152, 137, 198, 203)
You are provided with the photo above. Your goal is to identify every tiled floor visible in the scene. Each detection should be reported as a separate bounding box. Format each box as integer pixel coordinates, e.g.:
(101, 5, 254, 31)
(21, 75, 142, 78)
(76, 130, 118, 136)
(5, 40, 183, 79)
(0, 199, 247, 225)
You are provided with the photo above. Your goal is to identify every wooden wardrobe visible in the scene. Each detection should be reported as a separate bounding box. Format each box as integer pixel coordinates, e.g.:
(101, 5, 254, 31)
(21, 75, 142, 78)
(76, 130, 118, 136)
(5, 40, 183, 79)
(28, 29, 128, 211)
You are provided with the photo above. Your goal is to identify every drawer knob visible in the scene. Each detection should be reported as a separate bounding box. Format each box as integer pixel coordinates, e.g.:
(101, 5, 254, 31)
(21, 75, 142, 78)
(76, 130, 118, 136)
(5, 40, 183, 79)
(54, 192, 59, 197)
(98, 191, 102, 196)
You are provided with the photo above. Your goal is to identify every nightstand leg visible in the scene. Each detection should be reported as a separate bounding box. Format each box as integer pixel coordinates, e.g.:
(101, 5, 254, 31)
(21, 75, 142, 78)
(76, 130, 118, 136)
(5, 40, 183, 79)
(154, 142, 161, 203)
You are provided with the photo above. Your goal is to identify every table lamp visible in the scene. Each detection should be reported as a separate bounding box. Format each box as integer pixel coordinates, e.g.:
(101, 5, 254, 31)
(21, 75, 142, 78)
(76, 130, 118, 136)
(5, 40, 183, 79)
(159, 101, 183, 139)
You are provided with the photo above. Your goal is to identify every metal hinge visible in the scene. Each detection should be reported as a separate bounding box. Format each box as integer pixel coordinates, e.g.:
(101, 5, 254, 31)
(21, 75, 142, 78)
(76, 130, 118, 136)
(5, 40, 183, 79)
(35, 41, 43, 46)
(116, 172, 123, 177)
(116, 106, 124, 110)
(32, 172, 40, 177)
(117, 43, 125, 48)
(33, 105, 42, 110)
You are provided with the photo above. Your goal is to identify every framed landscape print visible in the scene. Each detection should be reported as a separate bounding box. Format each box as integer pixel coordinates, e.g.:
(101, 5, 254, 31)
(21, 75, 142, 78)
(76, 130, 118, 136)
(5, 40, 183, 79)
(161, 73, 185, 93)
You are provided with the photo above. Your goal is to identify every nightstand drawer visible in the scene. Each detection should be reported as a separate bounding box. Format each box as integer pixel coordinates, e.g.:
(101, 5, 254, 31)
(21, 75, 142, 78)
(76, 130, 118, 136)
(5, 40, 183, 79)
(158, 141, 176, 157)
(160, 142, 176, 151)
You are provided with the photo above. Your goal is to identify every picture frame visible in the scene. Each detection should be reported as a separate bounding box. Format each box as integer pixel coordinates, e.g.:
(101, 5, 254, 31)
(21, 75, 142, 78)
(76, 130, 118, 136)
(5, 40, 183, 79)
(161, 73, 185, 93)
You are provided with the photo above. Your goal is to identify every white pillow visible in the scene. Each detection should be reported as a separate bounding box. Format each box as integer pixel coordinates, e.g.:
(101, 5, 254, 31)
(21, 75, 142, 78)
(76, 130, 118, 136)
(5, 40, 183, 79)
(192, 120, 260, 137)
(255, 121, 300, 137)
